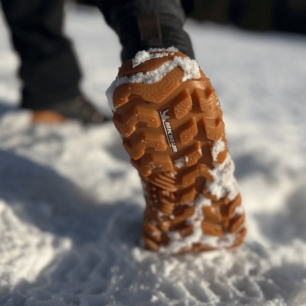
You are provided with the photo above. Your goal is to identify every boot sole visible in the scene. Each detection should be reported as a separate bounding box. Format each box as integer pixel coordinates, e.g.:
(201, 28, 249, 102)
(108, 49, 246, 254)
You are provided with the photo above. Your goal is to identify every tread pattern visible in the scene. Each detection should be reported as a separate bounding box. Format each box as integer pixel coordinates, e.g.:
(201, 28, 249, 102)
(225, 194, 242, 219)
(178, 187, 196, 205)
(132, 154, 174, 177)
(202, 116, 225, 141)
(143, 222, 161, 242)
(110, 50, 246, 253)
(202, 205, 222, 223)
(179, 117, 198, 145)
(118, 51, 188, 78)
(202, 221, 223, 237)
(113, 105, 160, 137)
(194, 84, 219, 118)
(181, 163, 213, 188)
(146, 172, 178, 192)
(172, 89, 193, 119)
(184, 142, 202, 166)
(229, 213, 246, 234)
(123, 133, 167, 160)
(113, 67, 183, 108)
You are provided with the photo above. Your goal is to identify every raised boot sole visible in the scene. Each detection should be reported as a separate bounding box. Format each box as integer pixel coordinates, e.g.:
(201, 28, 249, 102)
(107, 48, 246, 254)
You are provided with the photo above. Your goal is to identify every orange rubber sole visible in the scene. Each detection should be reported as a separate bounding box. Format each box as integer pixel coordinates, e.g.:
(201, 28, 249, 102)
(108, 49, 246, 254)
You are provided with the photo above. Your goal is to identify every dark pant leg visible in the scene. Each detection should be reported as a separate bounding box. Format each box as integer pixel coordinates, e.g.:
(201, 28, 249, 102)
(97, 0, 195, 63)
(1, 0, 81, 109)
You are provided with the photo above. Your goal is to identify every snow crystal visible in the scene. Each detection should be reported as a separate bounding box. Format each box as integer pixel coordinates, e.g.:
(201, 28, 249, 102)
(199, 232, 238, 248)
(127, 56, 200, 84)
(106, 54, 201, 112)
(206, 153, 239, 201)
(160, 194, 213, 254)
(106, 75, 129, 112)
(168, 172, 176, 178)
(132, 50, 171, 68)
(174, 156, 185, 168)
(211, 138, 225, 162)
(196, 194, 212, 207)
(167, 230, 182, 241)
(235, 205, 244, 215)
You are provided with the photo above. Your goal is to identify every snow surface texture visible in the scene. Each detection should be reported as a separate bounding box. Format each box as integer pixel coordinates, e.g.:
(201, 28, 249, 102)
(211, 138, 225, 162)
(132, 47, 178, 67)
(206, 153, 239, 202)
(174, 156, 185, 169)
(1, 4, 306, 305)
(106, 49, 201, 112)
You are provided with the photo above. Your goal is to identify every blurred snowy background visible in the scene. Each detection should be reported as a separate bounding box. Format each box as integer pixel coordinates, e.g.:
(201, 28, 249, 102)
(0, 3, 306, 305)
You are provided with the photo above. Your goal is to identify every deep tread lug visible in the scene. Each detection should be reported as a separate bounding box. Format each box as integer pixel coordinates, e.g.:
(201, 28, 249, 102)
(202, 116, 225, 141)
(201, 221, 223, 237)
(194, 83, 219, 118)
(124, 133, 167, 160)
(172, 89, 192, 119)
(178, 187, 196, 205)
(133, 154, 174, 177)
(113, 105, 160, 137)
(179, 117, 198, 145)
(184, 141, 202, 166)
(229, 213, 246, 234)
(202, 205, 222, 223)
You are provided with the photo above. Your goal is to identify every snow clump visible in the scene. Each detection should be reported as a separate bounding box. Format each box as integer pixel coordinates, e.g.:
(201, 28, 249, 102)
(206, 153, 239, 201)
(106, 49, 201, 113)
(211, 138, 225, 162)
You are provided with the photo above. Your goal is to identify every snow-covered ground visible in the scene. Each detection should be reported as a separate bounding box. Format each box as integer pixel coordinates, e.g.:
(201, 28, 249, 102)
(0, 4, 306, 305)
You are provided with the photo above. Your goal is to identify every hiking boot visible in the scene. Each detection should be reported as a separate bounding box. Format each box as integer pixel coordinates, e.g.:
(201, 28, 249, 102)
(31, 95, 107, 124)
(107, 48, 246, 254)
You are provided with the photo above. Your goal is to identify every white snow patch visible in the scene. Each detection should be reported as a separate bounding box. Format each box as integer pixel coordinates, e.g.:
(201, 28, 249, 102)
(206, 153, 239, 201)
(199, 232, 238, 248)
(0, 200, 71, 287)
(168, 172, 176, 178)
(132, 50, 171, 67)
(106, 75, 130, 112)
(106, 55, 201, 112)
(160, 194, 214, 254)
(174, 156, 185, 168)
(235, 205, 244, 215)
(211, 138, 225, 162)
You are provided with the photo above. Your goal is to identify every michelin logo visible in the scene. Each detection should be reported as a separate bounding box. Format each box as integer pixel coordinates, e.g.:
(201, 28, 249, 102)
(160, 109, 178, 152)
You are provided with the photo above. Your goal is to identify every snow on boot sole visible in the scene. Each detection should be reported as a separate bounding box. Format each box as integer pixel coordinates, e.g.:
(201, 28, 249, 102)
(107, 48, 246, 254)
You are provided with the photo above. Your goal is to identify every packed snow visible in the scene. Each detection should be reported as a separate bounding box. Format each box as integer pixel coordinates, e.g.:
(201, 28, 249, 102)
(174, 156, 185, 169)
(106, 49, 201, 112)
(0, 3, 306, 305)
(211, 138, 226, 162)
(160, 194, 222, 255)
(132, 48, 178, 68)
(206, 153, 239, 202)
